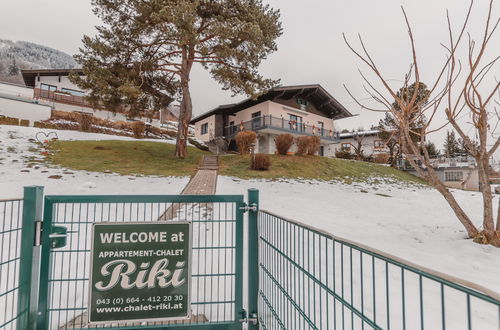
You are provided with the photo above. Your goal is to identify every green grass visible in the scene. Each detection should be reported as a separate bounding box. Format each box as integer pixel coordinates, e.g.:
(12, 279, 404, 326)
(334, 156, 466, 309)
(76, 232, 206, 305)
(47, 140, 208, 177)
(45, 140, 424, 184)
(219, 154, 425, 184)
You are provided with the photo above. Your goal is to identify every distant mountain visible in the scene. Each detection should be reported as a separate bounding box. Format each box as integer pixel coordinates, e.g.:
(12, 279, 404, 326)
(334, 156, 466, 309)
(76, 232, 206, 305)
(0, 38, 77, 84)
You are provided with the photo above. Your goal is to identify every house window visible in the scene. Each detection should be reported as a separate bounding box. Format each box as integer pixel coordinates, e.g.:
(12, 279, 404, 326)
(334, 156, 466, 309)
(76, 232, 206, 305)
(229, 121, 236, 134)
(289, 114, 303, 131)
(201, 123, 208, 135)
(341, 143, 351, 151)
(61, 88, 85, 97)
(251, 111, 262, 130)
(317, 121, 324, 135)
(374, 140, 385, 149)
(297, 98, 309, 110)
(445, 171, 463, 182)
(40, 83, 57, 91)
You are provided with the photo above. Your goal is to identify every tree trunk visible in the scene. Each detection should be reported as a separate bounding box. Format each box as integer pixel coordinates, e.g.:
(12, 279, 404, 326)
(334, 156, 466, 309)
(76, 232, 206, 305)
(175, 50, 193, 158)
(401, 138, 479, 238)
(477, 155, 495, 238)
(496, 196, 500, 232)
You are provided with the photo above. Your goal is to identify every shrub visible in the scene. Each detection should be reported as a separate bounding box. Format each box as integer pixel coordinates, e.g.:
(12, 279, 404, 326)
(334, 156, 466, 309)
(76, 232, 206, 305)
(51, 110, 79, 121)
(295, 136, 310, 156)
(132, 121, 146, 139)
(373, 153, 389, 164)
(20, 119, 30, 127)
(0, 115, 19, 126)
(307, 136, 321, 155)
(77, 113, 93, 132)
(235, 131, 257, 154)
(33, 121, 57, 129)
(335, 150, 354, 159)
(275, 134, 294, 155)
(252, 153, 271, 171)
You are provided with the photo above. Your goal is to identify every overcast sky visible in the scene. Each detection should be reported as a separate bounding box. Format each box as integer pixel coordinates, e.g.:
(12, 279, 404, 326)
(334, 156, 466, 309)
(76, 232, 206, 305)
(1, 0, 498, 154)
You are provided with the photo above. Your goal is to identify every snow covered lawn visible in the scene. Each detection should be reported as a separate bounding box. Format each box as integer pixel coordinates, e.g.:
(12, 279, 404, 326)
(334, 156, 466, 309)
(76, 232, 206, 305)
(1, 124, 498, 293)
(1, 124, 499, 328)
(0, 125, 188, 198)
(218, 177, 500, 294)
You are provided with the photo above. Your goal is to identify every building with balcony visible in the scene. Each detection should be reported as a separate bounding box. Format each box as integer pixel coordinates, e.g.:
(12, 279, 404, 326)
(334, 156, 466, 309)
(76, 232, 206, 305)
(337, 129, 389, 157)
(190, 84, 353, 156)
(19, 68, 178, 124)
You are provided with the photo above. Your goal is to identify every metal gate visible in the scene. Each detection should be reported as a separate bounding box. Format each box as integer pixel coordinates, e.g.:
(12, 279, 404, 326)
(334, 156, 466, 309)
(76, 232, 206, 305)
(16, 187, 255, 330)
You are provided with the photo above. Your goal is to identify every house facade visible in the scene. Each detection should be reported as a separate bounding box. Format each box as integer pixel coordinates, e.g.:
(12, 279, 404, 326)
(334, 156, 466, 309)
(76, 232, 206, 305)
(402, 156, 480, 191)
(336, 129, 389, 157)
(191, 85, 352, 156)
(20, 69, 178, 124)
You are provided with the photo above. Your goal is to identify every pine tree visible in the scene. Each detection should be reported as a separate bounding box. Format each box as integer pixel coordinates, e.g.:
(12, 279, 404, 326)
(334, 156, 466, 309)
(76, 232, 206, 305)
(458, 137, 479, 155)
(72, 0, 282, 158)
(8, 58, 19, 76)
(421, 141, 440, 158)
(378, 82, 430, 166)
(443, 130, 461, 157)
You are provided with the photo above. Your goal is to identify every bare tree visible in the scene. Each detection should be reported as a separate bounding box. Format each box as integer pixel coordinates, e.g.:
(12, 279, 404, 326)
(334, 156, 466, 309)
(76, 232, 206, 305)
(343, 1, 500, 245)
(351, 129, 370, 160)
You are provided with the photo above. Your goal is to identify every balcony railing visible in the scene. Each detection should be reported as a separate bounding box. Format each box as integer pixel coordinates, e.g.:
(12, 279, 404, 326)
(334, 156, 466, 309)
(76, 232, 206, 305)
(35, 88, 92, 108)
(224, 115, 340, 141)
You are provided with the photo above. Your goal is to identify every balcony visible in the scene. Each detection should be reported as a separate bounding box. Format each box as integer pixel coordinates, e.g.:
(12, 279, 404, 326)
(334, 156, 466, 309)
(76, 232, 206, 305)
(35, 88, 94, 108)
(224, 115, 340, 141)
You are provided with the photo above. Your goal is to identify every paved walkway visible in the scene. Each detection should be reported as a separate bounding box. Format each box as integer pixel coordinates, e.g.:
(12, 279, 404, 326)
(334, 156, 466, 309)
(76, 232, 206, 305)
(158, 155, 218, 220)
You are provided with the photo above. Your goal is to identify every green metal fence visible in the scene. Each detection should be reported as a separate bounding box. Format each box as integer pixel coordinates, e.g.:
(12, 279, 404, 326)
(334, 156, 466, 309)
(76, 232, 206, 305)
(34, 194, 245, 330)
(0, 198, 23, 330)
(4, 187, 500, 330)
(257, 210, 500, 330)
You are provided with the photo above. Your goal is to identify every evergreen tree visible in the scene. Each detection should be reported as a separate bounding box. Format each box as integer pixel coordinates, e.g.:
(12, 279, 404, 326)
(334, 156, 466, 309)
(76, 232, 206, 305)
(458, 137, 479, 155)
(421, 141, 440, 158)
(443, 130, 461, 157)
(378, 82, 430, 166)
(72, 0, 282, 158)
(8, 58, 19, 76)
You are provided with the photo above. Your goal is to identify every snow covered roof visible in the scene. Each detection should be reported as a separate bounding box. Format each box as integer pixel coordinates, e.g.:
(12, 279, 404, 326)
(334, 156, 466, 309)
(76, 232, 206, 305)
(338, 129, 381, 139)
(21, 68, 84, 87)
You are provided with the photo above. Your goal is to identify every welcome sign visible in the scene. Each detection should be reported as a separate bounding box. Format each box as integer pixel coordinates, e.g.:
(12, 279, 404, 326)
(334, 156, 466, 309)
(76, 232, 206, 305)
(88, 222, 192, 324)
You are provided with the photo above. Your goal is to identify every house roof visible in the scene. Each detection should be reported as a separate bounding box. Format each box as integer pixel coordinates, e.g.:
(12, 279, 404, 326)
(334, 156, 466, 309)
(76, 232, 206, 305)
(190, 84, 353, 124)
(338, 129, 381, 139)
(21, 68, 84, 88)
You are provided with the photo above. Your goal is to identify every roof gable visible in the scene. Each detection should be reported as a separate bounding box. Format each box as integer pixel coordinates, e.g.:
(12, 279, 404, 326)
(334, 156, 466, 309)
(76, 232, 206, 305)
(191, 84, 352, 123)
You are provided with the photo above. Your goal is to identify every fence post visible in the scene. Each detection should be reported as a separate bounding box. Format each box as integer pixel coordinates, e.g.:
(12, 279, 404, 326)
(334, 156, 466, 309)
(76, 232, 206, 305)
(247, 188, 259, 329)
(17, 186, 43, 330)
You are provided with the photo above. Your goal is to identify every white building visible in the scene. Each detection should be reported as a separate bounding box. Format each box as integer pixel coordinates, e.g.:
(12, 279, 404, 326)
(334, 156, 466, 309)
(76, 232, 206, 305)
(3, 69, 177, 125)
(336, 129, 389, 158)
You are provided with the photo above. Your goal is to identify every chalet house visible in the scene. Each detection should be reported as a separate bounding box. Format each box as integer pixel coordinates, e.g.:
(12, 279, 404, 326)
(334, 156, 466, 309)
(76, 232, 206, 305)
(191, 84, 352, 156)
(20, 69, 178, 123)
(337, 129, 389, 157)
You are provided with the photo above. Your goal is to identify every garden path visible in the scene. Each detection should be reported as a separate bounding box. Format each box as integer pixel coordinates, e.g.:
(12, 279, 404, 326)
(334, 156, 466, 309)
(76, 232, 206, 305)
(158, 155, 218, 220)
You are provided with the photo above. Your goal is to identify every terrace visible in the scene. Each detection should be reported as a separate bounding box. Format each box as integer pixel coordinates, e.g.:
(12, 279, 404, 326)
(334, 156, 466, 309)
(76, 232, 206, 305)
(223, 115, 340, 141)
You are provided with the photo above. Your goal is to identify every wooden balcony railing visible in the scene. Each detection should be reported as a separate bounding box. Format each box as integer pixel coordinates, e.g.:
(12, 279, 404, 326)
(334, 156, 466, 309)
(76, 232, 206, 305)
(34, 88, 160, 119)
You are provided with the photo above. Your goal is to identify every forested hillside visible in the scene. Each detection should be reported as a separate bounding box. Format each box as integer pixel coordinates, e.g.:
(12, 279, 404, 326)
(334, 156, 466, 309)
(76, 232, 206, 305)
(0, 38, 76, 83)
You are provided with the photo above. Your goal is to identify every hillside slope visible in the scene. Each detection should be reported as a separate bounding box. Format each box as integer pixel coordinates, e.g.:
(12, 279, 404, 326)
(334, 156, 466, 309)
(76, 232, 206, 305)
(219, 154, 424, 184)
(0, 38, 76, 83)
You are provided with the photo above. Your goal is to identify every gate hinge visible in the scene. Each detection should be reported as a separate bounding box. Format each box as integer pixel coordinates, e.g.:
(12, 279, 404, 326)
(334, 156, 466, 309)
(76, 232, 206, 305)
(239, 203, 258, 213)
(239, 309, 258, 325)
(34, 220, 42, 246)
